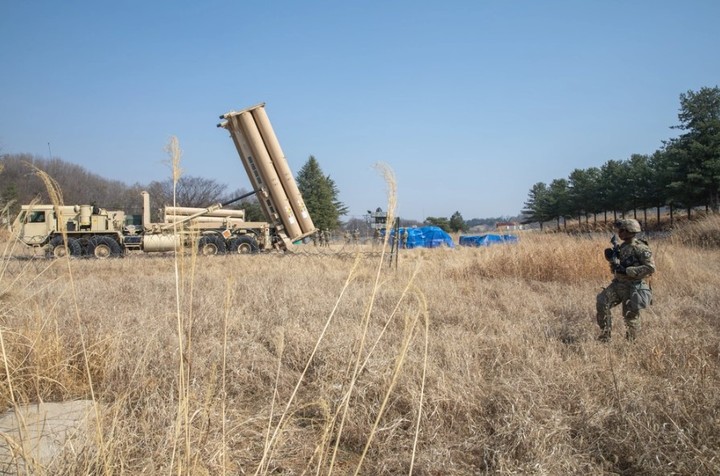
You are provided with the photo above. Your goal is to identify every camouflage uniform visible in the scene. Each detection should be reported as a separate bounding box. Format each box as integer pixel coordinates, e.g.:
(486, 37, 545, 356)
(596, 219, 655, 341)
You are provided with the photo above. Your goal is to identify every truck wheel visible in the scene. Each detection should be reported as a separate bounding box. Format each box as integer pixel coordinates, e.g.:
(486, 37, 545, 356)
(47, 236, 82, 258)
(228, 235, 259, 254)
(77, 237, 92, 256)
(88, 236, 124, 259)
(198, 235, 227, 256)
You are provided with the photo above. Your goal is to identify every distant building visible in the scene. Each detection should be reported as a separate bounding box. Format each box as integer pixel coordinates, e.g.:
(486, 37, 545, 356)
(367, 208, 388, 230)
(495, 221, 523, 231)
(468, 224, 491, 233)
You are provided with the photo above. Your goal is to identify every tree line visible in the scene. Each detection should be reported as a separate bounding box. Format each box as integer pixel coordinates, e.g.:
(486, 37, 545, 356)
(521, 86, 720, 230)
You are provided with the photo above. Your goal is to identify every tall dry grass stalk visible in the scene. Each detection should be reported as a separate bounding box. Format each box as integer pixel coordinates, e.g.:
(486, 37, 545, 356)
(163, 136, 199, 475)
(2, 167, 720, 474)
(254, 163, 430, 476)
(220, 278, 233, 476)
(0, 164, 108, 473)
(328, 163, 400, 474)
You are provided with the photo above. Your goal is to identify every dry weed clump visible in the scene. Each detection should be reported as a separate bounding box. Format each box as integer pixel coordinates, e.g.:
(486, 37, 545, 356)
(444, 232, 609, 284)
(671, 213, 720, 248)
(1, 217, 720, 474)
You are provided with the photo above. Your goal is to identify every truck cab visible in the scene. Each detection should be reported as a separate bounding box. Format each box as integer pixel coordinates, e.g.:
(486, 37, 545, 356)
(12, 205, 57, 246)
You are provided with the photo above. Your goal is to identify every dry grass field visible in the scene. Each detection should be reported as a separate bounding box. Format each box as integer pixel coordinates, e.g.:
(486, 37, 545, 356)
(1, 217, 720, 475)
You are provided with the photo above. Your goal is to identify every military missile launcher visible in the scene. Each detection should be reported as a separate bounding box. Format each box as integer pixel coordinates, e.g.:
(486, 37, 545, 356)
(11, 103, 316, 258)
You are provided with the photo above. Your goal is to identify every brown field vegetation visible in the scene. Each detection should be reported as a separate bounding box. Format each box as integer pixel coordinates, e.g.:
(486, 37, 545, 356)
(1, 218, 720, 475)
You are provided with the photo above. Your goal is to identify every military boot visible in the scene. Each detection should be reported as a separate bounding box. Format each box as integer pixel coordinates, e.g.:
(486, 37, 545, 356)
(624, 315, 640, 342)
(597, 329, 611, 342)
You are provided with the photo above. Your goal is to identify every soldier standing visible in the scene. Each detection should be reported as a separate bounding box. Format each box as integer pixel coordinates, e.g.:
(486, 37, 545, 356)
(596, 219, 655, 341)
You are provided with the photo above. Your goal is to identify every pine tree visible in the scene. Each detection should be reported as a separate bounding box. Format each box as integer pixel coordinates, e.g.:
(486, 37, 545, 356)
(296, 156, 347, 230)
(449, 211, 467, 232)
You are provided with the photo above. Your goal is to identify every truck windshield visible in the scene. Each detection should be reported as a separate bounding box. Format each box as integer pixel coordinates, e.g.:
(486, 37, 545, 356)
(125, 214, 143, 226)
(29, 211, 46, 223)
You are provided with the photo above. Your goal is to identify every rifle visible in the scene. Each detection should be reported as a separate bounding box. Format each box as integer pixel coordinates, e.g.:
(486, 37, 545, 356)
(604, 234, 626, 274)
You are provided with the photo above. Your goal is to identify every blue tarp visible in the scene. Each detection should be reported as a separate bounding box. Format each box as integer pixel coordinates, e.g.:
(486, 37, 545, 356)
(459, 234, 518, 247)
(384, 226, 455, 249)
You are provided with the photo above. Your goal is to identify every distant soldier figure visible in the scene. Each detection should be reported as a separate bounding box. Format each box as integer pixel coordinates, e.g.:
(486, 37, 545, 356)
(401, 228, 408, 249)
(352, 228, 360, 244)
(323, 229, 331, 247)
(311, 230, 318, 247)
(596, 219, 655, 341)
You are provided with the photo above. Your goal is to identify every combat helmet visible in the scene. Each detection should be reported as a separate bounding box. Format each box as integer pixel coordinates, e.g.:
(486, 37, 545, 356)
(615, 219, 642, 233)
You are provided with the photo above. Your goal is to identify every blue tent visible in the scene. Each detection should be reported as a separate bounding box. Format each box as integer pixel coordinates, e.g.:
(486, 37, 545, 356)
(459, 234, 518, 247)
(384, 226, 455, 248)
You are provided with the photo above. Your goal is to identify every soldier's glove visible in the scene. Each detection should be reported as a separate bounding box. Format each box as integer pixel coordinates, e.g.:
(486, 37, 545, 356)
(612, 263, 627, 275)
(604, 248, 614, 261)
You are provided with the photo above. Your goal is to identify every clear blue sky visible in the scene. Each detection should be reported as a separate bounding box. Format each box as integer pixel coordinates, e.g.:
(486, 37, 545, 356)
(1, 1, 718, 221)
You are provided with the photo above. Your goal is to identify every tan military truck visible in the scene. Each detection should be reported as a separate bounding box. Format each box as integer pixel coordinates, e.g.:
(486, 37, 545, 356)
(11, 103, 316, 258)
(12, 192, 276, 257)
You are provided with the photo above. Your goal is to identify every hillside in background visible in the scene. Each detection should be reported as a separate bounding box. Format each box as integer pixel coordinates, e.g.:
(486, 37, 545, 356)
(0, 154, 144, 213)
(0, 154, 259, 218)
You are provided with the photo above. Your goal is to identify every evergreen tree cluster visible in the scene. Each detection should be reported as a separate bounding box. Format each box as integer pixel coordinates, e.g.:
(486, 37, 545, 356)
(424, 211, 469, 233)
(296, 155, 347, 231)
(522, 86, 720, 230)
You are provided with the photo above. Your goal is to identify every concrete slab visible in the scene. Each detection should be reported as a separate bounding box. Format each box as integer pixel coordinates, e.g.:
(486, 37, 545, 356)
(0, 400, 98, 474)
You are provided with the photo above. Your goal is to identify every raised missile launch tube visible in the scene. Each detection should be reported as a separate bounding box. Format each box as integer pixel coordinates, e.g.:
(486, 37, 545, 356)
(225, 115, 287, 235)
(223, 114, 285, 235)
(225, 117, 265, 203)
(251, 106, 315, 235)
(235, 112, 303, 240)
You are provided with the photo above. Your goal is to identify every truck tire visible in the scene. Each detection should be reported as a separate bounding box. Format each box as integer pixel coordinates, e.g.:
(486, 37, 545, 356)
(88, 236, 124, 259)
(227, 235, 259, 254)
(198, 235, 227, 256)
(77, 237, 92, 256)
(47, 236, 82, 258)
